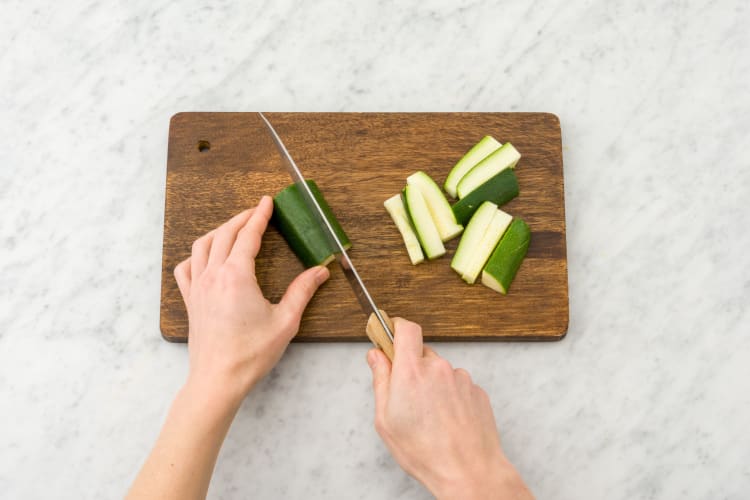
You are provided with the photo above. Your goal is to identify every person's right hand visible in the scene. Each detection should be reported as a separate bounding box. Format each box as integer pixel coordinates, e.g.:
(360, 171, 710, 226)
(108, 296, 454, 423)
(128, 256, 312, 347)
(367, 318, 534, 500)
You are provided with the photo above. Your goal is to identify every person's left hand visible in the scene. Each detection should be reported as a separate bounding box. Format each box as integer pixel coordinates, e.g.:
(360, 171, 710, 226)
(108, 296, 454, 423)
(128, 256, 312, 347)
(173, 196, 330, 408)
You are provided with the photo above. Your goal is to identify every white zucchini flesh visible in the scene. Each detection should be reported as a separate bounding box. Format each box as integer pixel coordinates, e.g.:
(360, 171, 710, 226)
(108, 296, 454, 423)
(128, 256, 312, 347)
(460, 209, 512, 284)
(443, 136, 502, 198)
(450, 201, 497, 276)
(403, 185, 446, 260)
(456, 142, 521, 199)
(406, 171, 463, 242)
(384, 194, 425, 265)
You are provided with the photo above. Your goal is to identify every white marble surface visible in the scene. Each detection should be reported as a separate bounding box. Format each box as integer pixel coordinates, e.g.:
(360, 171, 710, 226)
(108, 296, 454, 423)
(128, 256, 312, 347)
(1, 1, 748, 498)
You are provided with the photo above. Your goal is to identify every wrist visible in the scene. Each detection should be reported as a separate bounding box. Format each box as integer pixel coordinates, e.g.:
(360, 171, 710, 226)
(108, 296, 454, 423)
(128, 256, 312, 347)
(433, 455, 532, 500)
(182, 373, 249, 418)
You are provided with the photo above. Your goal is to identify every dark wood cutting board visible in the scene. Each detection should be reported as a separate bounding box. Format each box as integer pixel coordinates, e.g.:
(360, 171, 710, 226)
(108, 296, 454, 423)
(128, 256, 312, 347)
(161, 113, 568, 342)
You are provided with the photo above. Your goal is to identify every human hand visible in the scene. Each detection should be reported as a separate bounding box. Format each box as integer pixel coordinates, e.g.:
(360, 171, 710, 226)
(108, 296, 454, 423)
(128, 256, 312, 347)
(174, 196, 330, 409)
(367, 319, 533, 500)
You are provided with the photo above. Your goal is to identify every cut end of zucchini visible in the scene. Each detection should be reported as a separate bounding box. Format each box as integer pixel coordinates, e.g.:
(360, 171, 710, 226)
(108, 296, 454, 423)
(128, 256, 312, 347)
(480, 271, 507, 294)
(456, 142, 521, 199)
(406, 171, 463, 242)
(444, 136, 502, 199)
(318, 241, 352, 267)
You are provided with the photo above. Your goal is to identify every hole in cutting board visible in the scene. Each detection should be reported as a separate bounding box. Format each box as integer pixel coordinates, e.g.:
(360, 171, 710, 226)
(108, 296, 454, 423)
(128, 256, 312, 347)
(197, 140, 210, 152)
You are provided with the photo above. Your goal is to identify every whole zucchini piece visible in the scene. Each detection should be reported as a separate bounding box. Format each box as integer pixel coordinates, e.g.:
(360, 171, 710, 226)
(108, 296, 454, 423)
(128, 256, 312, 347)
(272, 180, 351, 267)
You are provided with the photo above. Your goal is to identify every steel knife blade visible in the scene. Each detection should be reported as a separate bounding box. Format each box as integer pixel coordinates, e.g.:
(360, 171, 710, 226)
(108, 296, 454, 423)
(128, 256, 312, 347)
(258, 113, 395, 354)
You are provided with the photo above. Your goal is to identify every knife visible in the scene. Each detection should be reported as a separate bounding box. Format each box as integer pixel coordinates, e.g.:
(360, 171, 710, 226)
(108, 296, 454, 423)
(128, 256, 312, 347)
(258, 113, 395, 361)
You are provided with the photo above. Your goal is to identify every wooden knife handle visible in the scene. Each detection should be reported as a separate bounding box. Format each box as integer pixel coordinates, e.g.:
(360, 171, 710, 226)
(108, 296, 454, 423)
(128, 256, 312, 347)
(366, 310, 395, 362)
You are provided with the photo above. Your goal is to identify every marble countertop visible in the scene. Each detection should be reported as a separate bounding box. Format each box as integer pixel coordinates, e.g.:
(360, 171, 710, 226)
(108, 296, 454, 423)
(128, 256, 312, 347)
(1, 1, 748, 498)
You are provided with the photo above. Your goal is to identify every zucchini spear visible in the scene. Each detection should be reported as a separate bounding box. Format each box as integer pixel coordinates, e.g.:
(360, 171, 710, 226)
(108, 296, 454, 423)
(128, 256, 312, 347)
(481, 218, 531, 294)
(451, 202, 512, 284)
(407, 171, 463, 241)
(444, 136, 502, 198)
(384, 194, 425, 265)
(451, 168, 519, 225)
(403, 185, 446, 260)
(456, 142, 520, 199)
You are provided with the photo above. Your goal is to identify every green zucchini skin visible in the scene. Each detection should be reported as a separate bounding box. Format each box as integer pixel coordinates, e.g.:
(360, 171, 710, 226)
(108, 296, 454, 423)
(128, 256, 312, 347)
(451, 169, 519, 226)
(443, 135, 502, 198)
(456, 142, 520, 198)
(406, 171, 463, 241)
(272, 180, 351, 268)
(481, 218, 530, 294)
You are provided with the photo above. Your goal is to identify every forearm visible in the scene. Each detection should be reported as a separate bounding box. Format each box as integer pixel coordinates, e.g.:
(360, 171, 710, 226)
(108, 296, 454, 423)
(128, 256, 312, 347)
(126, 380, 242, 500)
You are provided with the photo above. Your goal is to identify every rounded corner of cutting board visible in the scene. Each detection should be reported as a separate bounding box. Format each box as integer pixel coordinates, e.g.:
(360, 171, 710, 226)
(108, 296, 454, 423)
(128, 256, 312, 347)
(160, 317, 187, 343)
(550, 325, 569, 341)
(540, 112, 562, 129)
(548, 302, 570, 341)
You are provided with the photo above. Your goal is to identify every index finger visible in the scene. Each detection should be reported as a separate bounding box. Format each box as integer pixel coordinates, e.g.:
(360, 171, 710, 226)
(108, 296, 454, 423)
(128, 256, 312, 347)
(392, 317, 424, 363)
(228, 196, 273, 265)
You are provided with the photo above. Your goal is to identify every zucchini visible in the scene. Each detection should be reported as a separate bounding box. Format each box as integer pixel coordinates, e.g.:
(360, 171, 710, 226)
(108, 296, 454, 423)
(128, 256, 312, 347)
(451, 169, 519, 225)
(272, 180, 351, 268)
(459, 209, 512, 284)
(384, 194, 425, 265)
(481, 218, 531, 294)
(403, 185, 446, 260)
(444, 136, 502, 198)
(451, 201, 500, 281)
(456, 142, 521, 199)
(406, 171, 463, 241)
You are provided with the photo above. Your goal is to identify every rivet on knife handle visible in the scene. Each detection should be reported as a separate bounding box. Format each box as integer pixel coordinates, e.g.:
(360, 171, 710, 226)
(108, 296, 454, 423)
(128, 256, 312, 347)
(366, 310, 395, 362)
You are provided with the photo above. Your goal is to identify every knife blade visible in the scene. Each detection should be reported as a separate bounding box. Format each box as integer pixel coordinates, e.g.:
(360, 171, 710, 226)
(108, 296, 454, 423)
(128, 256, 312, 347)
(258, 113, 395, 360)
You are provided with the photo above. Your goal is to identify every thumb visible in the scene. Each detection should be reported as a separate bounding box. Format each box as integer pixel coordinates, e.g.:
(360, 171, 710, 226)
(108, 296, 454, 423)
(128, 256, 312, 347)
(367, 348, 391, 419)
(278, 265, 330, 329)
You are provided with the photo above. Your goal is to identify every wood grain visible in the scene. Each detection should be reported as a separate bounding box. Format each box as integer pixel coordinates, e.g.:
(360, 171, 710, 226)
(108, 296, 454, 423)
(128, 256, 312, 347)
(366, 310, 395, 362)
(160, 113, 568, 342)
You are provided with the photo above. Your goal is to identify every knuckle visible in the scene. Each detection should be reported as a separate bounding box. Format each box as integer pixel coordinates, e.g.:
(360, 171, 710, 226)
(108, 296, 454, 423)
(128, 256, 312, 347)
(191, 239, 201, 254)
(400, 320, 422, 337)
(299, 278, 317, 297)
(215, 224, 231, 241)
(288, 277, 316, 306)
(455, 368, 472, 382)
(278, 312, 300, 334)
(432, 358, 453, 374)
(240, 221, 259, 236)
(192, 235, 209, 254)
(473, 384, 489, 401)
(374, 414, 388, 435)
(237, 224, 252, 239)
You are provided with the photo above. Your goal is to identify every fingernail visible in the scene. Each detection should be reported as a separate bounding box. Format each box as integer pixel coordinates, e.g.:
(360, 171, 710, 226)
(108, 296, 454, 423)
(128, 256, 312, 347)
(314, 266, 330, 285)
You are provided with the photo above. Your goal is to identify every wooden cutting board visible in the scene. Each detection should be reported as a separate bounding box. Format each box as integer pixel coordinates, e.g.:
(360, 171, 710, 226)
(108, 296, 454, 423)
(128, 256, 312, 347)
(161, 113, 568, 342)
